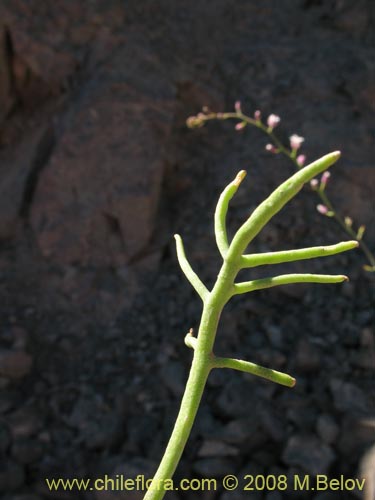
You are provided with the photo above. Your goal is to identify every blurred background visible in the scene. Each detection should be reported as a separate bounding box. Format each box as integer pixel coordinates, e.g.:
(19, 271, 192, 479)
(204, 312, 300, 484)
(0, 1, 374, 499)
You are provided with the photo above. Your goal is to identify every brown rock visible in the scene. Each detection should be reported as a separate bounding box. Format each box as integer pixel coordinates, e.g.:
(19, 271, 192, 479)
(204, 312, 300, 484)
(94, 459, 158, 500)
(193, 457, 235, 478)
(31, 37, 175, 266)
(0, 392, 15, 413)
(338, 417, 375, 458)
(11, 326, 29, 350)
(282, 434, 335, 475)
(6, 407, 41, 438)
(198, 439, 239, 458)
(0, 25, 15, 124)
(0, 126, 53, 239)
(330, 379, 370, 415)
(221, 492, 259, 500)
(360, 328, 374, 348)
(0, 350, 33, 379)
(0, 422, 11, 453)
(295, 338, 321, 373)
(220, 416, 268, 453)
(4, 495, 42, 500)
(316, 414, 339, 445)
(1, 1, 77, 88)
(350, 348, 375, 371)
(0, 459, 25, 491)
(11, 438, 44, 464)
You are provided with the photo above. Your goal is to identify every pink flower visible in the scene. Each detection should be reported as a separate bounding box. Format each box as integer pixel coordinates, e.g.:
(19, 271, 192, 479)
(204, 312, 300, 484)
(310, 178, 319, 190)
(267, 114, 280, 130)
(235, 122, 246, 131)
(265, 143, 277, 153)
(254, 110, 261, 121)
(317, 204, 329, 215)
(290, 134, 304, 150)
(321, 171, 331, 187)
(297, 154, 306, 167)
(235, 101, 242, 113)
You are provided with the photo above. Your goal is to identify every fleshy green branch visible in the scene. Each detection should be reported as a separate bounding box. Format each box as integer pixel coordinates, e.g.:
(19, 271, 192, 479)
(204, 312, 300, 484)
(240, 240, 358, 268)
(174, 234, 209, 301)
(233, 273, 348, 295)
(226, 152, 341, 261)
(187, 332, 295, 388)
(184, 329, 197, 349)
(144, 152, 355, 500)
(211, 356, 296, 387)
(215, 170, 247, 258)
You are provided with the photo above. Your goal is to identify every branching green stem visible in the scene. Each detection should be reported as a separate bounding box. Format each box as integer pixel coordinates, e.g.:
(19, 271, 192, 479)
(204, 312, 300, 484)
(215, 170, 247, 258)
(144, 153, 354, 500)
(174, 234, 209, 301)
(240, 240, 358, 267)
(186, 332, 295, 386)
(226, 152, 341, 260)
(233, 273, 347, 295)
(212, 356, 296, 387)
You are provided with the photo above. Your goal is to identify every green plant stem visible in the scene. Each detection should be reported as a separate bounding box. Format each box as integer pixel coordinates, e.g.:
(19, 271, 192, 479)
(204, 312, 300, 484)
(212, 356, 296, 387)
(226, 152, 341, 259)
(144, 264, 235, 500)
(215, 170, 247, 258)
(241, 241, 358, 267)
(233, 273, 347, 295)
(144, 154, 353, 500)
(174, 234, 209, 301)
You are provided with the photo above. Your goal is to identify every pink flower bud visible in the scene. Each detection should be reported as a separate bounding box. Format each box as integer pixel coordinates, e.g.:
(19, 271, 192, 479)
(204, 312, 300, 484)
(235, 121, 246, 131)
(254, 110, 261, 121)
(321, 171, 331, 187)
(267, 114, 280, 130)
(265, 143, 277, 153)
(317, 204, 329, 215)
(289, 134, 304, 150)
(310, 178, 319, 190)
(297, 155, 306, 167)
(235, 101, 242, 113)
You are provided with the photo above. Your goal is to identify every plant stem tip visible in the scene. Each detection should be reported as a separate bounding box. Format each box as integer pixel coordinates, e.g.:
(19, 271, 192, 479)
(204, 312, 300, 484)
(234, 170, 247, 186)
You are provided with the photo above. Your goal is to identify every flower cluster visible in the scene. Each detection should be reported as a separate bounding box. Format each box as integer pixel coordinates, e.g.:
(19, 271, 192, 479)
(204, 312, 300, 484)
(185, 101, 375, 271)
(261, 113, 307, 167)
(310, 171, 334, 216)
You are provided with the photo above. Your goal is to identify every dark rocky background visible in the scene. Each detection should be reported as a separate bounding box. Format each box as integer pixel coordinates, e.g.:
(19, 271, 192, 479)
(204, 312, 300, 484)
(0, 1, 374, 499)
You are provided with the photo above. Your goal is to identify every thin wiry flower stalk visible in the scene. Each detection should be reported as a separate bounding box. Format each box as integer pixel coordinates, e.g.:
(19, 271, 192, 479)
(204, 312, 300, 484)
(186, 105, 375, 272)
